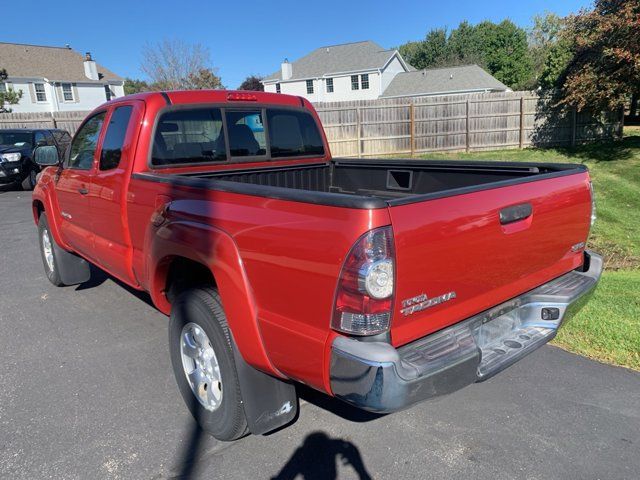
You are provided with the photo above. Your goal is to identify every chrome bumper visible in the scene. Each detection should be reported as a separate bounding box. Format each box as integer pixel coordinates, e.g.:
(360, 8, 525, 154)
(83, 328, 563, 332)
(330, 251, 603, 413)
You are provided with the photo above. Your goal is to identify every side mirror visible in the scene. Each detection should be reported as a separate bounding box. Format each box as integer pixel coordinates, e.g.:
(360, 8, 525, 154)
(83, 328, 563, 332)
(34, 145, 60, 166)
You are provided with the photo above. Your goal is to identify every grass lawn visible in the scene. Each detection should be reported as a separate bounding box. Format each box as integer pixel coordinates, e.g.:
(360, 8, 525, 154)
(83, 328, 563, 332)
(422, 126, 640, 370)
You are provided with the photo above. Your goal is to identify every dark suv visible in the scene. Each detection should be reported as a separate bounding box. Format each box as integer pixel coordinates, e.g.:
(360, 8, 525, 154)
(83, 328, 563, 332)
(0, 129, 71, 190)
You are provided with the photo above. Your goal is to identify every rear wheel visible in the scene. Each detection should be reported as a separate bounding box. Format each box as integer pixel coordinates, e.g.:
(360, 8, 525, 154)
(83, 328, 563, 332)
(38, 214, 64, 286)
(169, 287, 248, 441)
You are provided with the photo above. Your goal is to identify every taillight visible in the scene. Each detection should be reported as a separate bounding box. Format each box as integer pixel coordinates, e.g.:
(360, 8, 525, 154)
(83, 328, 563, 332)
(331, 226, 395, 336)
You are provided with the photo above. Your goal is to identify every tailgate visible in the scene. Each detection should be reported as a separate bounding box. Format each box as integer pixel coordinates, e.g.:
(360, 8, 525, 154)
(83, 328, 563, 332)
(388, 171, 592, 347)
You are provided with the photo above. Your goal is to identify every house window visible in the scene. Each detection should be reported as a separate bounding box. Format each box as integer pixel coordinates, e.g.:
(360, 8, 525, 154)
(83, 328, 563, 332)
(306, 79, 314, 95)
(351, 75, 359, 90)
(326, 78, 334, 93)
(0, 83, 6, 93)
(104, 85, 112, 101)
(276, 83, 281, 94)
(361, 74, 369, 90)
(62, 83, 74, 102)
(34, 83, 47, 102)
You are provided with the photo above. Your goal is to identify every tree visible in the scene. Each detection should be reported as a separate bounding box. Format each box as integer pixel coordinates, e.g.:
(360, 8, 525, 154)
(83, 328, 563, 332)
(400, 29, 450, 70)
(397, 20, 534, 89)
(123, 78, 150, 95)
(447, 21, 484, 66)
(185, 68, 224, 90)
(398, 41, 425, 70)
(528, 12, 566, 85)
(553, 0, 640, 112)
(538, 36, 573, 90)
(0, 68, 23, 113)
(141, 39, 224, 90)
(239, 75, 264, 91)
(480, 20, 534, 89)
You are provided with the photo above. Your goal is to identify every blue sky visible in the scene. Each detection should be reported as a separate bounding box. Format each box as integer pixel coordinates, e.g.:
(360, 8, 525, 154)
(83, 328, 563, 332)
(2, 0, 592, 88)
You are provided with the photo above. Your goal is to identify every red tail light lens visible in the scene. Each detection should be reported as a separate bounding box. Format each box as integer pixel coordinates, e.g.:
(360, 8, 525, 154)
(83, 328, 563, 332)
(331, 226, 395, 336)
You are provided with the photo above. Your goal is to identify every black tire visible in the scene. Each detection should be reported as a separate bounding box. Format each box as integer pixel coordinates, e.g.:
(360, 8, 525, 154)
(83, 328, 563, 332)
(169, 287, 248, 441)
(21, 169, 37, 191)
(38, 213, 65, 287)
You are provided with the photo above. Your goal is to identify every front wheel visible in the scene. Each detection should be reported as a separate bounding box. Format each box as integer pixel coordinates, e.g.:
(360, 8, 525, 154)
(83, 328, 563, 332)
(21, 169, 38, 191)
(169, 287, 248, 441)
(38, 214, 64, 286)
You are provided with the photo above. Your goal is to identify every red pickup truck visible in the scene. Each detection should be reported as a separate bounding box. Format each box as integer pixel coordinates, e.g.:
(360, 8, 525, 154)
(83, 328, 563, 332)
(32, 90, 602, 441)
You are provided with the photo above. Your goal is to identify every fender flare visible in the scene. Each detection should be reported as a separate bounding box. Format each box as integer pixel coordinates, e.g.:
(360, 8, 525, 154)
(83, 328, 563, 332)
(148, 219, 281, 377)
(32, 177, 71, 251)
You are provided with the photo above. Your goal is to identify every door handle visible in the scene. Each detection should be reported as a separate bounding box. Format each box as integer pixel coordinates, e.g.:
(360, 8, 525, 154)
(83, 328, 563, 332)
(78, 188, 89, 195)
(500, 203, 532, 225)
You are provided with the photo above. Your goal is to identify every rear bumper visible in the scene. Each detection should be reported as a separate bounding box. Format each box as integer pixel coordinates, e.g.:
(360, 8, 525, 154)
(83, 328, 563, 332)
(330, 251, 603, 413)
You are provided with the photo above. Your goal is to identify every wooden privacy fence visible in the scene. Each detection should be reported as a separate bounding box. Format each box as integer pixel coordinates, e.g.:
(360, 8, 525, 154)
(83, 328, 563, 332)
(0, 92, 623, 158)
(315, 91, 624, 157)
(0, 111, 90, 136)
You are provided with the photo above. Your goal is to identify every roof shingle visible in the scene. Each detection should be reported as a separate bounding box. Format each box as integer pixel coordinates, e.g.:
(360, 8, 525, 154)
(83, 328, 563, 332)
(263, 40, 399, 82)
(381, 65, 508, 97)
(0, 42, 122, 83)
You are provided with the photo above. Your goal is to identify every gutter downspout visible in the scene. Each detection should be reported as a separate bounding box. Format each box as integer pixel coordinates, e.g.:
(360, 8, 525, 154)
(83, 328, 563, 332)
(45, 78, 60, 113)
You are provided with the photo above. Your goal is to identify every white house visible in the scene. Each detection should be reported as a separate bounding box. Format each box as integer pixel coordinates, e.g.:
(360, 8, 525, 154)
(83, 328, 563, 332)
(262, 41, 509, 102)
(0, 42, 125, 113)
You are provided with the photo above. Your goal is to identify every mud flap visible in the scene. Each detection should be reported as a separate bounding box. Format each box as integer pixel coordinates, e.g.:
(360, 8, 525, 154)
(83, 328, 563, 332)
(52, 240, 90, 285)
(231, 339, 298, 435)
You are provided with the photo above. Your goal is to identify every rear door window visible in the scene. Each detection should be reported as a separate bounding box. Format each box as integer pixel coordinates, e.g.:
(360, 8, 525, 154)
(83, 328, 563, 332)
(267, 109, 324, 158)
(100, 105, 133, 170)
(152, 108, 226, 166)
(225, 110, 267, 158)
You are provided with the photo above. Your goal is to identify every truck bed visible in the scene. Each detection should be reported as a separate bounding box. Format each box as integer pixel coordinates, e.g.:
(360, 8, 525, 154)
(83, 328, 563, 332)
(139, 159, 587, 208)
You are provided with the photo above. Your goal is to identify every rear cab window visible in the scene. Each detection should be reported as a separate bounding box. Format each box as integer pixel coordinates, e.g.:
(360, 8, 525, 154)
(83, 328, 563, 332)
(225, 110, 266, 158)
(267, 109, 324, 158)
(152, 109, 226, 166)
(150, 105, 324, 167)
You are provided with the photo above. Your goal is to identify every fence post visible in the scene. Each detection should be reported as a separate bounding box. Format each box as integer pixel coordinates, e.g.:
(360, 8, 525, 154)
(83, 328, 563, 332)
(571, 108, 577, 147)
(465, 99, 470, 152)
(519, 96, 525, 149)
(356, 107, 362, 158)
(409, 103, 415, 157)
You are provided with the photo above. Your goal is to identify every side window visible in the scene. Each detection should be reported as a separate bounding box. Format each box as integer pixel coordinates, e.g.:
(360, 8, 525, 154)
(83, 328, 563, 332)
(100, 106, 133, 170)
(67, 112, 106, 169)
(225, 110, 266, 157)
(34, 131, 47, 146)
(267, 109, 325, 158)
(152, 108, 226, 166)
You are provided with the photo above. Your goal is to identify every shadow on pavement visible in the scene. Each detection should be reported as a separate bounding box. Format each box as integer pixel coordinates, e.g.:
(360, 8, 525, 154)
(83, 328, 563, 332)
(297, 384, 384, 423)
(271, 431, 372, 480)
(73, 265, 156, 309)
(172, 420, 206, 479)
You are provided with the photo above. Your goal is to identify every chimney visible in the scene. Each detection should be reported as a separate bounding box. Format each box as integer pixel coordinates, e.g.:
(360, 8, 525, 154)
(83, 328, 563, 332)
(83, 51, 99, 81)
(281, 58, 292, 81)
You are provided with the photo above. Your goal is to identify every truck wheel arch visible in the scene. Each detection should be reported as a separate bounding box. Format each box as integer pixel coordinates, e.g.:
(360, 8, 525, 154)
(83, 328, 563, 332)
(149, 222, 281, 378)
(32, 194, 70, 251)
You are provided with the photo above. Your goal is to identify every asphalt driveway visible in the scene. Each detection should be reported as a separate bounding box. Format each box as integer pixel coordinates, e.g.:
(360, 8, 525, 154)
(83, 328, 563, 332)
(1, 188, 639, 479)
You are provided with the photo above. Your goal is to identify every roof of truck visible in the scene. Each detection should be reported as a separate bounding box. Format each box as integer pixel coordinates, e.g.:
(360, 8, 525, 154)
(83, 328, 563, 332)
(118, 90, 310, 107)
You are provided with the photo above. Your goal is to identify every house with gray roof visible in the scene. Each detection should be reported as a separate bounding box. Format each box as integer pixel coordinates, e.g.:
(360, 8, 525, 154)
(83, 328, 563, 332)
(261, 40, 508, 102)
(0, 42, 124, 113)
